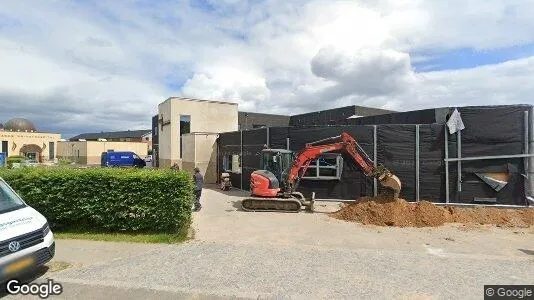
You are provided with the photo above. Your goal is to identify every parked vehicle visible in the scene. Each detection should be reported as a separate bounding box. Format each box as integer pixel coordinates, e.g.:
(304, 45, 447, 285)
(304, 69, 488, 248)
(22, 159, 38, 167)
(145, 155, 152, 163)
(100, 151, 146, 168)
(0, 177, 55, 282)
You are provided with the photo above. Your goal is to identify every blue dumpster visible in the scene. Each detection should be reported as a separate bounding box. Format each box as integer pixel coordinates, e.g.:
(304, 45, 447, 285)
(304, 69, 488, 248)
(0, 153, 5, 168)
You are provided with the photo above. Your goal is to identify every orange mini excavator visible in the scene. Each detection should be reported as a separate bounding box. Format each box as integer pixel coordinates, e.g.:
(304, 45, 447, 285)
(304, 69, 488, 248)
(241, 132, 402, 212)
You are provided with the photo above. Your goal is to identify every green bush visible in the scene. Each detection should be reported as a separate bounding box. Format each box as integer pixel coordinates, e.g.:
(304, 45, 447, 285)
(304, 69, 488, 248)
(58, 158, 72, 165)
(0, 167, 194, 233)
(6, 156, 25, 168)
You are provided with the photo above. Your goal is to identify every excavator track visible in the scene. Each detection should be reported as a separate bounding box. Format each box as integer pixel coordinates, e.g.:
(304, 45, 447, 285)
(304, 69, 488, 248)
(241, 197, 302, 212)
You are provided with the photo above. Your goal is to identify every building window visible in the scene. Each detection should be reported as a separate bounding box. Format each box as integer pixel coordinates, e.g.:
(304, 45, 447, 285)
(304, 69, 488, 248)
(223, 154, 241, 174)
(1, 141, 8, 157)
(301, 153, 343, 180)
(179, 115, 191, 159)
(49, 142, 55, 159)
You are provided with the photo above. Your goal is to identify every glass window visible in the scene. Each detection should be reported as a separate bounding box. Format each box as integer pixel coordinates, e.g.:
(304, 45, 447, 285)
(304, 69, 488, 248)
(301, 153, 343, 180)
(222, 154, 241, 174)
(0, 180, 26, 214)
(179, 115, 191, 159)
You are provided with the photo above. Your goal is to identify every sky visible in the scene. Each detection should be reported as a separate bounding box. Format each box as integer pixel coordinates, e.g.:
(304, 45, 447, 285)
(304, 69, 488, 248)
(1, 0, 534, 137)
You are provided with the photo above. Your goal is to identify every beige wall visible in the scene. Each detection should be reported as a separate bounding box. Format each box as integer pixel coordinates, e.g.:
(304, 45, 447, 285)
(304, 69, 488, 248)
(0, 131, 61, 162)
(157, 97, 238, 168)
(181, 134, 195, 163)
(180, 133, 218, 183)
(58, 141, 148, 165)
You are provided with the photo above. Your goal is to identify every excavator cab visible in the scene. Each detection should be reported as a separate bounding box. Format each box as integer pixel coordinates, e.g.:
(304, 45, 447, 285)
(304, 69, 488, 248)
(260, 149, 294, 190)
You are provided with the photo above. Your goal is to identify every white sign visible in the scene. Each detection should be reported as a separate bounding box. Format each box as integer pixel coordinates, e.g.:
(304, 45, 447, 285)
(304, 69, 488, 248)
(446, 109, 465, 134)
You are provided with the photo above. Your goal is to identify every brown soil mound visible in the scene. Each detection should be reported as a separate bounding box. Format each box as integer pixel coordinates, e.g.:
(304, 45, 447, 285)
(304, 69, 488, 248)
(329, 196, 534, 228)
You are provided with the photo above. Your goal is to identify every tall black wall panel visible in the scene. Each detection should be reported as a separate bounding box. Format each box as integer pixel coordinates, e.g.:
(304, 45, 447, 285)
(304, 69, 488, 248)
(345, 108, 443, 126)
(297, 162, 374, 200)
(418, 124, 447, 202)
(376, 125, 416, 200)
(218, 131, 242, 189)
(290, 106, 356, 126)
(458, 105, 528, 144)
(242, 129, 267, 191)
(449, 106, 530, 205)
(268, 127, 289, 149)
(288, 126, 375, 200)
(288, 126, 374, 151)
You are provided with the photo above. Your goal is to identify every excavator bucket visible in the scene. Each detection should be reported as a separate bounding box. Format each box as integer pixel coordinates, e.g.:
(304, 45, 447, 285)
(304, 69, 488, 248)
(379, 174, 402, 199)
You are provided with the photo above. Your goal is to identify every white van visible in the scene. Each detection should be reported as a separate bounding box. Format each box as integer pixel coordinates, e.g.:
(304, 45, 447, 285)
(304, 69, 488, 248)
(0, 177, 55, 282)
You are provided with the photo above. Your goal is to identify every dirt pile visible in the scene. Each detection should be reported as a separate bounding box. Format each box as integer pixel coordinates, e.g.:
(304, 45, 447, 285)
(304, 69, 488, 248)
(329, 195, 534, 228)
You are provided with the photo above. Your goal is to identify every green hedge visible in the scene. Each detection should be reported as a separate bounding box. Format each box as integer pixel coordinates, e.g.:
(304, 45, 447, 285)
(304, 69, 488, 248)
(0, 167, 194, 233)
(6, 156, 25, 168)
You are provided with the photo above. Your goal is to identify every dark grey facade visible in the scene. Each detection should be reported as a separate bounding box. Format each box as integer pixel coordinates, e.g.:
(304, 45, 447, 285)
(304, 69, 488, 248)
(238, 112, 290, 130)
(218, 104, 533, 206)
(238, 105, 395, 130)
(289, 105, 395, 127)
(343, 107, 450, 125)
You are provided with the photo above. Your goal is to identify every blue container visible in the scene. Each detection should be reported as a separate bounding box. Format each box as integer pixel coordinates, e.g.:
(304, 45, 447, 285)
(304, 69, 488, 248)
(0, 153, 5, 168)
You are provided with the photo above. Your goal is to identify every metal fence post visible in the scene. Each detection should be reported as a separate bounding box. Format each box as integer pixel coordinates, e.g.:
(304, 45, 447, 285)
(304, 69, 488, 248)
(445, 124, 449, 203)
(266, 127, 270, 148)
(529, 107, 534, 206)
(240, 130, 243, 190)
(286, 137, 290, 150)
(416, 125, 420, 202)
(524, 110, 529, 177)
(525, 110, 531, 206)
(457, 130, 462, 194)
(373, 125, 377, 197)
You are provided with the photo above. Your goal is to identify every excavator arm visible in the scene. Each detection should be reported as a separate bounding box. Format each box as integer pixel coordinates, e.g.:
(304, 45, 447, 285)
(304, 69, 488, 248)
(241, 132, 402, 213)
(286, 132, 401, 197)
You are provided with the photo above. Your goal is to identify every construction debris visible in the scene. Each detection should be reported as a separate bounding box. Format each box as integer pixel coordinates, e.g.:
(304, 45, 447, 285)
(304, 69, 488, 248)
(329, 195, 534, 228)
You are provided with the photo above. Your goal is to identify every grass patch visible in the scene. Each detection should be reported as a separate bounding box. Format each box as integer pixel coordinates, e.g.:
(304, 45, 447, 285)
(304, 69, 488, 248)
(54, 228, 191, 244)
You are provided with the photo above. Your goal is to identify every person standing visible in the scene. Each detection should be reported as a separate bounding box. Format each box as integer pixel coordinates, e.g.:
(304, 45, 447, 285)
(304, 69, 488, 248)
(193, 167, 204, 211)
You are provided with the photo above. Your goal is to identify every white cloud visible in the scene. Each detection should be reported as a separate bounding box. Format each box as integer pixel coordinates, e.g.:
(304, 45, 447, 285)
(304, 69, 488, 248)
(1, 0, 534, 135)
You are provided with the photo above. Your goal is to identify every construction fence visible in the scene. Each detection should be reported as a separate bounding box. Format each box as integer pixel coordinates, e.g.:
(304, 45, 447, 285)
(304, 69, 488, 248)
(217, 105, 533, 206)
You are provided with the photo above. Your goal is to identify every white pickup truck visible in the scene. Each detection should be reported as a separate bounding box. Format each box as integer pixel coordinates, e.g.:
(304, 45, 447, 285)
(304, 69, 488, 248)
(0, 177, 55, 282)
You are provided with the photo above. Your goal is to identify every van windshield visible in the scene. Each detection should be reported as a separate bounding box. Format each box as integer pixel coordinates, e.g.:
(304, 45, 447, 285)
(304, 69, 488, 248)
(0, 180, 26, 214)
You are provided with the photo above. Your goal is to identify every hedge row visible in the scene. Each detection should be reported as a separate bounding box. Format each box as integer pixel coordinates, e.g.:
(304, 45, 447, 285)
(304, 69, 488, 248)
(0, 167, 194, 233)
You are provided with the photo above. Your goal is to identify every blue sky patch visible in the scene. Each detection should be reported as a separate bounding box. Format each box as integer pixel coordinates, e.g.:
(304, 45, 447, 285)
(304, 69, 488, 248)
(413, 44, 534, 72)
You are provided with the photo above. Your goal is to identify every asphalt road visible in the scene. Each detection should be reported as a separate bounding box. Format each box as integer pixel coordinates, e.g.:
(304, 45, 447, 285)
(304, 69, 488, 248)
(2, 186, 533, 299)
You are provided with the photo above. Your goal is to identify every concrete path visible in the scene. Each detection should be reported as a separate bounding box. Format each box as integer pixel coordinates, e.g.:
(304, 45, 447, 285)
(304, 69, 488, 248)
(3, 185, 533, 299)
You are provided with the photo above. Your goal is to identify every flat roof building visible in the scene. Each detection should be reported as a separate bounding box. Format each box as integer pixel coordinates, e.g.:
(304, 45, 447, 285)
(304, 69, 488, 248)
(0, 118, 61, 163)
(156, 97, 238, 172)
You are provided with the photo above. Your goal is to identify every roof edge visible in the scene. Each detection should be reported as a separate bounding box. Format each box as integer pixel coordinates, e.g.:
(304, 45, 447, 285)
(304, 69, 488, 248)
(165, 96, 238, 106)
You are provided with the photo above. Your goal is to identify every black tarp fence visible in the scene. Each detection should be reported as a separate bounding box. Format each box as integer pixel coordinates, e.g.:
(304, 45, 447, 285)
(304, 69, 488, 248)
(217, 105, 532, 206)
(342, 108, 450, 126)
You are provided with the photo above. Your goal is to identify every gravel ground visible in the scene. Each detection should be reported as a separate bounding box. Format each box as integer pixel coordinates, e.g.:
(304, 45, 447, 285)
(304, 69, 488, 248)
(46, 241, 533, 300)
(3, 185, 533, 299)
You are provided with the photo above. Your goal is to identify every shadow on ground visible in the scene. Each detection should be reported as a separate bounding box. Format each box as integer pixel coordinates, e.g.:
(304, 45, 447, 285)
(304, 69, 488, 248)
(519, 249, 534, 256)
